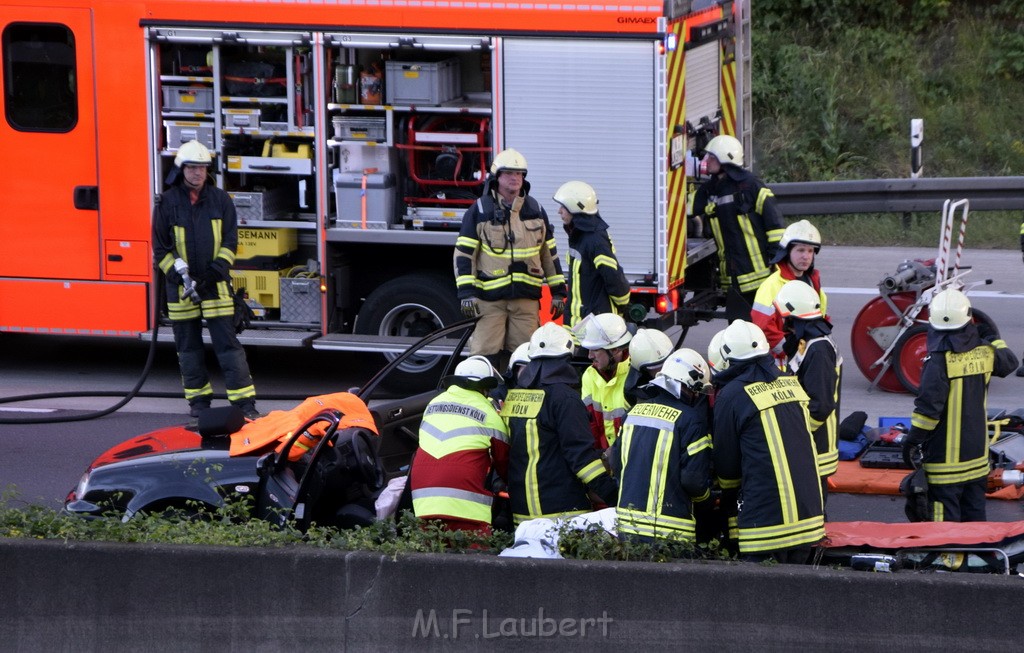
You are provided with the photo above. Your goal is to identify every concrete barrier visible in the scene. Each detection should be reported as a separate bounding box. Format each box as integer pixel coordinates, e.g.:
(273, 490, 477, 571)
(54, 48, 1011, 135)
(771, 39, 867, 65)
(1, 538, 1021, 651)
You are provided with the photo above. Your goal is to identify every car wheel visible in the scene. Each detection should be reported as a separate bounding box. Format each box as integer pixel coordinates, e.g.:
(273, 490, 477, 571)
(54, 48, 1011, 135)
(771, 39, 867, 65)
(355, 273, 461, 392)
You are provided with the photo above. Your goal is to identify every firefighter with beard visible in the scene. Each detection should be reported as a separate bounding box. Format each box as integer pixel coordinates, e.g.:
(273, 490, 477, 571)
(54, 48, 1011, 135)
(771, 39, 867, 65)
(612, 348, 713, 544)
(553, 180, 631, 328)
(501, 322, 618, 525)
(710, 319, 824, 563)
(454, 149, 566, 367)
(691, 135, 785, 321)
(775, 280, 842, 506)
(576, 313, 633, 450)
(905, 288, 1018, 522)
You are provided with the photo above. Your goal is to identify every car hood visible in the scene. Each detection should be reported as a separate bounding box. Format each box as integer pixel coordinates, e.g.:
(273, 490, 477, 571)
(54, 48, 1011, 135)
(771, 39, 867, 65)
(86, 425, 231, 472)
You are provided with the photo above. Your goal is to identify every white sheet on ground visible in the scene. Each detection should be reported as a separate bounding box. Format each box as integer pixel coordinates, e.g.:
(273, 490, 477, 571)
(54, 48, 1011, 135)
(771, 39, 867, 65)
(499, 508, 618, 558)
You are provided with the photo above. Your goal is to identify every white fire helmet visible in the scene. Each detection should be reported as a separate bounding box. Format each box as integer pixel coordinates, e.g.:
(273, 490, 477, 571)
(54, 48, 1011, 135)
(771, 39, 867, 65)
(528, 322, 575, 359)
(928, 288, 972, 330)
(575, 313, 632, 350)
(704, 134, 743, 167)
(720, 320, 769, 361)
(774, 280, 823, 321)
(553, 181, 599, 215)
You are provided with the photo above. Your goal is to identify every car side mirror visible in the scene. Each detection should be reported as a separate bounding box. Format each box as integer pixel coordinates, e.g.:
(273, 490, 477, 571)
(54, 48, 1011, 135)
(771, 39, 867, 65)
(255, 452, 276, 477)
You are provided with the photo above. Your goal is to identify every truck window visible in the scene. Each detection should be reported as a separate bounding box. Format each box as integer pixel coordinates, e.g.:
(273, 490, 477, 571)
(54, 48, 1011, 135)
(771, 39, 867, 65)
(2, 22, 77, 132)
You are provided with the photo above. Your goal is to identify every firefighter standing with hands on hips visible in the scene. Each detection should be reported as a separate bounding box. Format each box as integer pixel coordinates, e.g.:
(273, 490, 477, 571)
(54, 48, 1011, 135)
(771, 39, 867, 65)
(905, 288, 1017, 522)
(152, 140, 260, 424)
(552, 180, 631, 328)
(454, 149, 567, 369)
(751, 219, 828, 366)
(691, 135, 786, 321)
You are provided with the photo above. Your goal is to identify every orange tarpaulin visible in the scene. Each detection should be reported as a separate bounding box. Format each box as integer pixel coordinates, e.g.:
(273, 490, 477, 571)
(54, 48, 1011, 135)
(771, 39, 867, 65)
(829, 460, 1024, 500)
(825, 519, 1024, 549)
(229, 392, 377, 458)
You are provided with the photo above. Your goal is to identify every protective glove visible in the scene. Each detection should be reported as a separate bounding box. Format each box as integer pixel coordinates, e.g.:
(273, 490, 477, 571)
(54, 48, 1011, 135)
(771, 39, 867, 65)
(460, 297, 480, 319)
(976, 320, 999, 343)
(164, 266, 183, 286)
(550, 296, 565, 320)
(208, 258, 231, 283)
(906, 426, 928, 446)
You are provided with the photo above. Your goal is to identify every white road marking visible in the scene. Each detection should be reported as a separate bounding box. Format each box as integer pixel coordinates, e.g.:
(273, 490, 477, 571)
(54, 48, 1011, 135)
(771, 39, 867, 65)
(824, 287, 1024, 299)
(0, 407, 57, 413)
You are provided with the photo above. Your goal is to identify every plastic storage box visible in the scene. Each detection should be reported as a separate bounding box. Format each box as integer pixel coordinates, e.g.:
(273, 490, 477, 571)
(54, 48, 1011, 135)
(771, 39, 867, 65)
(332, 116, 386, 141)
(335, 171, 397, 229)
(164, 120, 214, 149)
(385, 58, 461, 105)
(162, 86, 214, 112)
(229, 189, 291, 223)
(280, 277, 321, 323)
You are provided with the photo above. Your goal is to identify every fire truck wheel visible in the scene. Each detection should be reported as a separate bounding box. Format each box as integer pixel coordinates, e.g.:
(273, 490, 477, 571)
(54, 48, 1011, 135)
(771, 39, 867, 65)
(892, 324, 929, 395)
(355, 273, 461, 391)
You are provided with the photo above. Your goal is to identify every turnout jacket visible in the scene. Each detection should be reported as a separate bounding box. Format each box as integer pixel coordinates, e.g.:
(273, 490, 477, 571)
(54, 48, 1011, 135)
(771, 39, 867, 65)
(501, 358, 618, 524)
(581, 361, 631, 450)
(712, 356, 825, 554)
(692, 165, 785, 294)
(410, 385, 510, 527)
(564, 213, 630, 327)
(786, 321, 842, 479)
(453, 185, 566, 302)
(911, 325, 1018, 486)
(152, 182, 238, 320)
(612, 387, 712, 542)
(751, 265, 828, 359)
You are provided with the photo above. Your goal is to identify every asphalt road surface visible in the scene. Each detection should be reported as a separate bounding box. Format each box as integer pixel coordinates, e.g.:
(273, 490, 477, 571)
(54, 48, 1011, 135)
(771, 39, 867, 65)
(1, 245, 1023, 523)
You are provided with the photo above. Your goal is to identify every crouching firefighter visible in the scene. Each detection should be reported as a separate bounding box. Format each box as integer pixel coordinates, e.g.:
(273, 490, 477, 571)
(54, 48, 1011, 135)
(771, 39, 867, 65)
(905, 289, 1018, 522)
(611, 348, 713, 544)
(501, 322, 618, 524)
(409, 356, 511, 535)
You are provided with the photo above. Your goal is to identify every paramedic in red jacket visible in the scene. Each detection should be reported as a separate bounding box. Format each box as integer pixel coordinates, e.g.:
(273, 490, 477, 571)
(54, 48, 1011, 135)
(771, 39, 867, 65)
(410, 356, 510, 534)
(905, 289, 1018, 522)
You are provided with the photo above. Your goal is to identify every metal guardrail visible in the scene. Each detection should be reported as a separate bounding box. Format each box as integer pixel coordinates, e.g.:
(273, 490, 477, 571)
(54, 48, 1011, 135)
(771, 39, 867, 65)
(772, 176, 1024, 215)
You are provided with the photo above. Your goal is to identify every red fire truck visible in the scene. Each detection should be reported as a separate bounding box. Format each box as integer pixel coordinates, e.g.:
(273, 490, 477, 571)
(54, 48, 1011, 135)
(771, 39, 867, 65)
(0, 0, 748, 384)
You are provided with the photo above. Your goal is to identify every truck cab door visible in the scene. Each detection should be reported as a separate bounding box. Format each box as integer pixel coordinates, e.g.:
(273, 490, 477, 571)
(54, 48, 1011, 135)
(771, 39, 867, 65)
(0, 8, 98, 280)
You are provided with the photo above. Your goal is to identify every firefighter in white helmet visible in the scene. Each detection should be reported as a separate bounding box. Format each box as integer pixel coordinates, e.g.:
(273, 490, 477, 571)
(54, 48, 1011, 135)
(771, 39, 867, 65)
(691, 134, 786, 321)
(751, 219, 828, 366)
(612, 348, 713, 544)
(409, 355, 510, 535)
(575, 313, 633, 450)
(453, 149, 567, 367)
(153, 139, 260, 424)
(905, 288, 1017, 522)
(711, 319, 824, 562)
(624, 327, 674, 405)
(500, 322, 617, 524)
(775, 280, 842, 504)
(553, 180, 630, 328)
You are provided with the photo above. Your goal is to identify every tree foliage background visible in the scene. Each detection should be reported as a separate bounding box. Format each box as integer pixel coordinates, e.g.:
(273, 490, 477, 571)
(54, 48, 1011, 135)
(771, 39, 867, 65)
(753, 0, 1024, 182)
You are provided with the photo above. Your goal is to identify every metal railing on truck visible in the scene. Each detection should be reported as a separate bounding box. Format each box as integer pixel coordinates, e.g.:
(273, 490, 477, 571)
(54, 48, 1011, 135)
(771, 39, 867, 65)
(773, 176, 1024, 215)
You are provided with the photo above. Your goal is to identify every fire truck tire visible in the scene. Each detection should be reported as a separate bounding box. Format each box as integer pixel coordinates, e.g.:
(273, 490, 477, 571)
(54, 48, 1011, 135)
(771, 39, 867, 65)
(849, 293, 920, 393)
(355, 273, 461, 390)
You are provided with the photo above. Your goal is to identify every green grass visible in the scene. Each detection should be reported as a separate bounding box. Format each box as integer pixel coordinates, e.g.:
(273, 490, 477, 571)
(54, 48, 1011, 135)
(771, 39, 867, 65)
(796, 211, 1020, 248)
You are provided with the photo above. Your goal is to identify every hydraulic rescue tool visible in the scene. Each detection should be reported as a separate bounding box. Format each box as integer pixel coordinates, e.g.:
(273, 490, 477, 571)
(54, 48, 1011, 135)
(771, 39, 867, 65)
(173, 258, 201, 304)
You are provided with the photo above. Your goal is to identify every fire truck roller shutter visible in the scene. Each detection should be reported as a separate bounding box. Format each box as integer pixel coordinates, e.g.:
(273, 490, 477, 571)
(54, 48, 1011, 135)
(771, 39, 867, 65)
(501, 38, 657, 287)
(354, 273, 461, 391)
